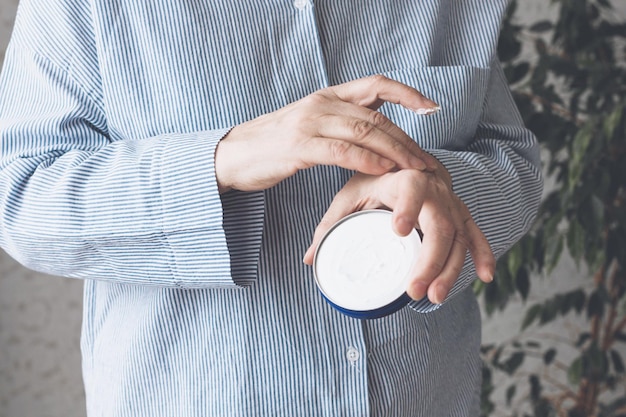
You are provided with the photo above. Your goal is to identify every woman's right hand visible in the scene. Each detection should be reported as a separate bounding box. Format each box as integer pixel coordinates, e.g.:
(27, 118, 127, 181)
(214, 75, 441, 193)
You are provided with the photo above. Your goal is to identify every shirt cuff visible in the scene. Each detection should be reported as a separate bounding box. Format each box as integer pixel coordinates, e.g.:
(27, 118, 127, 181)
(160, 128, 264, 288)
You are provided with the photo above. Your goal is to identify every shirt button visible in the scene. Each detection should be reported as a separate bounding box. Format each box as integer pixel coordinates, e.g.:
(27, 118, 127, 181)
(293, 0, 310, 10)
(346, 347, 360, 363)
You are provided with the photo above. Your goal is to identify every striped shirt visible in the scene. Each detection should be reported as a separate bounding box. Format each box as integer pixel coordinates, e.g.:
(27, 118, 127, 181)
(0, 0, 543, 416)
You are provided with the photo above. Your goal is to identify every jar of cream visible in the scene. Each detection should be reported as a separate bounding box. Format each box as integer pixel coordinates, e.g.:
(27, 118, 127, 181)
(313, 209, 422, 319)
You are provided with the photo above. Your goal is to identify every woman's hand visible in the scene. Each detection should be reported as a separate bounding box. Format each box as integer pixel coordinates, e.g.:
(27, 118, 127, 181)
(214, 75, 440, 193)
(303, 165, 495, 305)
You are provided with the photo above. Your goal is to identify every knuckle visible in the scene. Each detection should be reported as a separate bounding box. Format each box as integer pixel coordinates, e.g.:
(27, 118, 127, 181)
(350, 119, 375, 141)
(317, 217, 336, 233)
(397, 168, 423, 184)
(451, 259, 464, 276)
(302, 92, 328, 108)
(434, 221, 456, 240)
(368, 74, 389, 87)
(388, 138, 405, 154)
(425, 260, 446, 277)
(368, 110, 390, 129)
(329, 140, 352, 161)
(454, 230, 471, 248)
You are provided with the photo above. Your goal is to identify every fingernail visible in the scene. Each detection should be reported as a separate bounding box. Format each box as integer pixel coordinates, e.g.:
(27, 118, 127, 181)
(395, 216, 415, 236)
(410, 156, 427, 170)
(408, 281, 428, 300)
(303, 246, 313, 264)
(413, 105, 441, 116)
(433, 285, 447, 304)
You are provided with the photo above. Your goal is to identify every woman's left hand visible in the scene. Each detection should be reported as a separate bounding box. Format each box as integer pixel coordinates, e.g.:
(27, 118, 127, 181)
(303, 163, 495, 304)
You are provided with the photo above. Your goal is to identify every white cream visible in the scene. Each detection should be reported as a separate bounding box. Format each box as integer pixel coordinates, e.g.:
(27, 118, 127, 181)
(314, 210, 421, 311)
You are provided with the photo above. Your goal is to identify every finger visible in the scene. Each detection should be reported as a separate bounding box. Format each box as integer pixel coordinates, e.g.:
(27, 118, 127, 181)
(390, 187, 424, 238)
(330, 75, 440, 114)
(303, 181, 366, 265)
(463, 216, 495, 283)
(424, 230, 468, 304)
(298, 137, 402, 176)
(407, 209, 456, 299)
(321, 102, 439, 171)
(372, 169, 462, 301)
(374, 169, 427, 237)
(316, 113, 427, 170)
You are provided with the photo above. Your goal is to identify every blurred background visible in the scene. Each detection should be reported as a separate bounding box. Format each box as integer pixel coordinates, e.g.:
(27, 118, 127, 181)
(0, 1, 624, 416)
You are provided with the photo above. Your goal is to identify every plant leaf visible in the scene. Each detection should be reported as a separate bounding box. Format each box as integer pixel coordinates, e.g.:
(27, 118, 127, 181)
(544, 348, 557, 365)
(529, 20, 554, 33)
(506, 384, 517, 405)
(504, 351, 525, 375)
(522, 304, 543, 330)
(611, 350, 625, 374)
(545, 234, 564, 273)
(516, 268, 531, 301)
(567, 220, 585, 268)
(568, 357, 583, 385)
(604, 103, 623, 140)
(569, 124, 593, 191)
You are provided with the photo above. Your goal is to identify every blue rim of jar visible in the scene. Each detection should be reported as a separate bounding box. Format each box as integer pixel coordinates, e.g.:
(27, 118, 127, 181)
(312, 209, 417, 320)
(317, 290, 412, 319)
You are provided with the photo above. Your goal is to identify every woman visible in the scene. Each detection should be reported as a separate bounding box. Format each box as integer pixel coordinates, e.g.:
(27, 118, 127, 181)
(0, 1, 542, 415)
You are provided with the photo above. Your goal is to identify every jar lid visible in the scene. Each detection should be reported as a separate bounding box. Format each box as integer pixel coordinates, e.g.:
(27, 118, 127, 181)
(313, 209, 421, 319)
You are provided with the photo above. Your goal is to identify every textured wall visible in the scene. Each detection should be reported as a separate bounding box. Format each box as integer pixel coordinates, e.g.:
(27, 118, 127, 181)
(0, 253, 85, 417)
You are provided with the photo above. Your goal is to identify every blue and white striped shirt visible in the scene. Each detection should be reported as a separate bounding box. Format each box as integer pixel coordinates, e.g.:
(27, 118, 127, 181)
(0, 0, 542, 415)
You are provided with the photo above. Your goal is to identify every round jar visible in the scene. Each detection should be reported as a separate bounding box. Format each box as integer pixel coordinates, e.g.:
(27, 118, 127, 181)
(313, 209, 421, 319)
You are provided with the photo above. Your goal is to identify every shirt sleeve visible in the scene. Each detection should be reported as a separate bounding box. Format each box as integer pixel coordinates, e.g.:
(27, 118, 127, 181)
(0, 31, 264, 289)
(408, 59, 543, 313)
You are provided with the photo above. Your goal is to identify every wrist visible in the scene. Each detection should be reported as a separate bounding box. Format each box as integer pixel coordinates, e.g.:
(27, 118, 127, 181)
(215, 129, 236, 194)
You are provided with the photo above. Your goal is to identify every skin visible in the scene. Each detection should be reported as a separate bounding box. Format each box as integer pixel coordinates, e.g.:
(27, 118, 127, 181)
(215, 75, 495, 305)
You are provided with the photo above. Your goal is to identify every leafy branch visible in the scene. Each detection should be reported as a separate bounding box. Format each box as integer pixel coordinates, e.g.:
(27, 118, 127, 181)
(479, 1, 626, 416)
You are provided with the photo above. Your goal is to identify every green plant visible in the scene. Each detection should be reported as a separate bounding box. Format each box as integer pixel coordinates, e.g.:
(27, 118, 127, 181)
(477, 1, 626, 416)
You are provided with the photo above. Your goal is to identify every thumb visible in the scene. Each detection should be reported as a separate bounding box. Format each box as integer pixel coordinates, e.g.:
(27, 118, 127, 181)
(303, 179, 369, 265)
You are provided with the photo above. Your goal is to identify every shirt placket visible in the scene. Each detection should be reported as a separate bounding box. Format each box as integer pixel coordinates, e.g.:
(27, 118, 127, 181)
(262, 2, 371, 415)
(264, 0, 329, 105)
